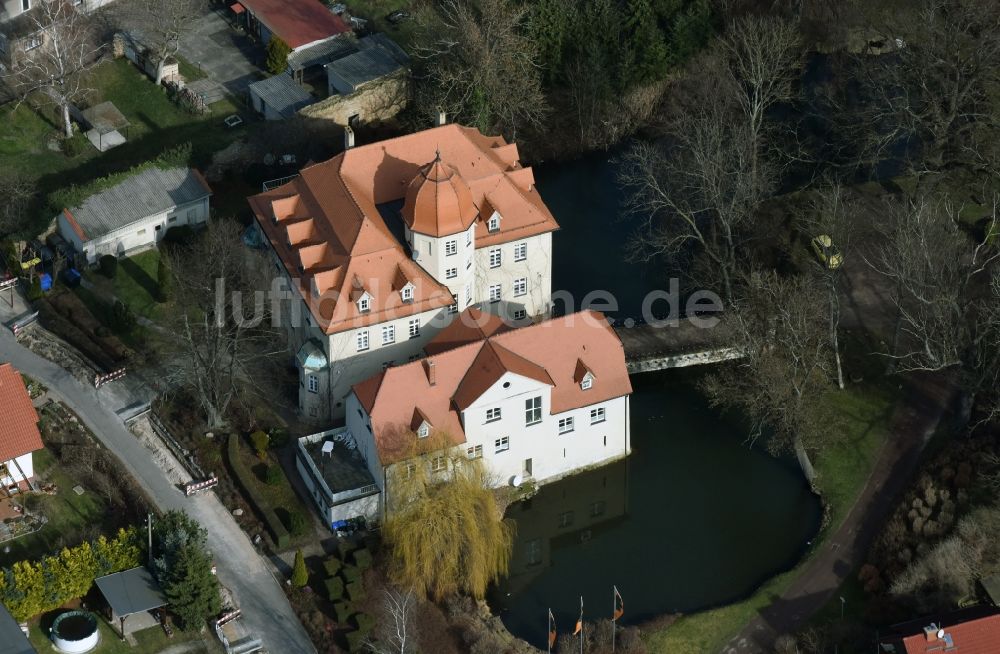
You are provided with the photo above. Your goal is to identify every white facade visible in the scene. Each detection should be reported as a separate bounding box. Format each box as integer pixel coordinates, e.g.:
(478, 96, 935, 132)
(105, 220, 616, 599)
(474, 232, 552, 320)
(0, 452, 34, 491)
(346, 371, 630, 517)
(58, 196, 210, 265)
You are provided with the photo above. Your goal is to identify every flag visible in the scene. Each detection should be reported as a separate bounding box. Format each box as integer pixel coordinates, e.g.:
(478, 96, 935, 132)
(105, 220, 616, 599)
(613, 586, 624, 621)
(573, 597, 583, 635)
(548, 609, 557, 649)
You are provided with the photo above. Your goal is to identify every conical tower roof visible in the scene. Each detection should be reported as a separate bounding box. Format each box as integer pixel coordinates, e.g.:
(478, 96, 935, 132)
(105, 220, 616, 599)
(401, 152, 479, 237)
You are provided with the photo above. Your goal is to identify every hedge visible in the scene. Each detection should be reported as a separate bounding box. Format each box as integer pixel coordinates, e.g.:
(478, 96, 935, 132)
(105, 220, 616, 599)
(227, 434, 290, 549)
(353, 612, 375, 633)
(324, 576, 344, 601)
(341, 564, 360, 584)
(322, 556, 342, 577)
(346, 580, 365, 603)
(352, 548, 372, 571)
(334, 601, 354, 624)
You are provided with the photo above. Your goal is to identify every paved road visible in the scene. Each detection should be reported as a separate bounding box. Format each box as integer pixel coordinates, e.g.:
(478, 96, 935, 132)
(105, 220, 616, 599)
(0, 327, 315, 654)
(179, 9, 262, 98)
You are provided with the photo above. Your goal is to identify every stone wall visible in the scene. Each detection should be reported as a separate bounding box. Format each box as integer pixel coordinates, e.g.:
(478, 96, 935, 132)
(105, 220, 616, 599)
(298, 72, 408, 126)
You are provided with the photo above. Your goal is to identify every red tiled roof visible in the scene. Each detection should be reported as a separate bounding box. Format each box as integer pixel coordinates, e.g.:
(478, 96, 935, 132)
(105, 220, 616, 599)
(0, 363, 43, 463)
(900, 614, 1000, 654)
(352, 310, 631, 464)
(63, 208, 86, 240)
(239, 0, 349, 50)
(248, 124, 559, 335)
(424, 306, 513, 355)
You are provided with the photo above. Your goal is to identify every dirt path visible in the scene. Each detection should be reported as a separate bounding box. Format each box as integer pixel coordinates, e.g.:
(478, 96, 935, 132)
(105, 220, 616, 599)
(721, 371, 956, 653)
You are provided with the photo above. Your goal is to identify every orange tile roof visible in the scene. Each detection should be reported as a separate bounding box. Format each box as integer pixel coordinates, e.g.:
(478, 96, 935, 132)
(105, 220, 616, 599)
(352, 310, 631, 464)
(248, 125, 559, 334)
(0, 363, 43, 464)
(424, 306, 513, 355)
(401, 155, 479, 237)
(238, 0, 349, 49)
(899, 614, 1000, 654)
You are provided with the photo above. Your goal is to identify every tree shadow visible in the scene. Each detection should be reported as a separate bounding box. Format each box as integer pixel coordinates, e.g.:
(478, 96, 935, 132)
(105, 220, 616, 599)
(119, 257, 159, 302)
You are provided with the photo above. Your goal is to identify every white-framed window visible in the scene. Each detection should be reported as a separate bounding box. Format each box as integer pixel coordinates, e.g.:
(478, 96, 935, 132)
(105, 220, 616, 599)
(445, 240, 457, 256)
(558, 417, 574, 434)
(401, 285, 413, 302)
(466, 256, 473, 270)
(513, 309, 527, 320)
(464, 284, 472, 305)
(466, 228, 473, 246)
(513, 277, 527, 297)
(489, 248, 501, 268)
(526, 538, 542, 566)
(445, 267, 458, 279)
(356, 330, 369, 351)
(381, 324, 395, 345)
(486, 407, 501, 423)
(137, 228, 146, 235)
(525, 397, 541, 426)
(21, 0, 30, 12)
(488, 214, 500, 232)
(404, 462, 416, 479)
(307, 375, 319, 393)
(558, 511, 574, 528)
(408, 318, 420, 339)
(590, 407, 606, 424)
(467, 445, 483, 460)
(489, 284, 501, 302)
(494, 436, 509, 453)
(449, 295, 458, 314)
(430, 455, 446, 472)
(358, 295, 370, 313)
(581, 376, 593, 390)
(23, 34, 41, 50)
(514, 242, 527, 262)
(417, 423, 429, 438)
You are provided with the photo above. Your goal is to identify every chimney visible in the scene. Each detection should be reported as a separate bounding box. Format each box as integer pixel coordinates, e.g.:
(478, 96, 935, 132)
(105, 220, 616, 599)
(923, 624, 939, 642)
(434, 109, 447, 127)
(344, 126, 355, 150)
(426, 360, 436, 386)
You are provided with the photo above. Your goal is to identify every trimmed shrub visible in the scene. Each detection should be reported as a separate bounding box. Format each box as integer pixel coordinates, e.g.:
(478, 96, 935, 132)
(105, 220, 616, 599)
(250, 430, 269, 459)
(353, 612, 375, 634)
(345, 580, 365, 603)
(269, 427, 289, 448)
(291, 549, 308, 588)
(351, 548, 372, 571)
(337, 539, 356, 560)
(265, 464, 283, 486)
(265, 37, 291, 74)
(163, 225, 195, 246)
(333, 601, 354, 624)
(62, 132, 89, 158)
(341, 564, 360, 584)
(322, 556, 342, 577)
(226, 435, 290, 548)
(323, 576, 344, 600)
(287, 511, 308, 537)
(99, 255, 117, 278)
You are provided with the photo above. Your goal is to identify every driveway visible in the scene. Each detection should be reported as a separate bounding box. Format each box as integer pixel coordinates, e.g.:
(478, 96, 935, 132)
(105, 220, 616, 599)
(0, 327, 316, 654)
(179, 8, 263, 98)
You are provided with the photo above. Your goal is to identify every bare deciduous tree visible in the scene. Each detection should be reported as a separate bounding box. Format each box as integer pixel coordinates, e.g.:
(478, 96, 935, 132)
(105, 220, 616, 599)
(0, 169, 36, 239)
(618, 99, 772, 301)
(868, 195, 1000, 422)
(8, 0, 100, 138)
(857, 0, 1000, 176)
(124, 0, 205, 85)
(412, 0, 548, 140)
(703, 271, 837, 483)
(164, 222, 287, 428)
(365, 588, 418, 654)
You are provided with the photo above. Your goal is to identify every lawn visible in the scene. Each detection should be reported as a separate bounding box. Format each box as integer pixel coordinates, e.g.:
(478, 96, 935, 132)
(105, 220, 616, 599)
(345, 0, 422, 49)
(0, 448, 109, 568)
(643, 381, 896, 652)
(81, 249, 167, 323)
(28, 613, 216, 654)
(0, 58, 247, 233)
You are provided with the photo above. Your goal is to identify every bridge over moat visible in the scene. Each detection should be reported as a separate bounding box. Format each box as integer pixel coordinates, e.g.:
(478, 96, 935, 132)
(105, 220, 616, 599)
(614, 317, 741, 374)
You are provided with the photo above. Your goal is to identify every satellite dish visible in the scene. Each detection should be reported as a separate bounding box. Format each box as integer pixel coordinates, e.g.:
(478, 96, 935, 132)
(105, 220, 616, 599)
(937, 629, 945, 639)
(510, 474, 523, 487)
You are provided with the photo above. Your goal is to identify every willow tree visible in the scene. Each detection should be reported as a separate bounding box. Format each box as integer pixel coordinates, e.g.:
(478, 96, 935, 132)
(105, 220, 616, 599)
(382, 431, 515, 600)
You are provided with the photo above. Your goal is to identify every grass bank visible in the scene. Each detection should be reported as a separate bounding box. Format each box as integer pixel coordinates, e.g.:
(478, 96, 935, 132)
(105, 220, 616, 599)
(643, 381, 895, 652)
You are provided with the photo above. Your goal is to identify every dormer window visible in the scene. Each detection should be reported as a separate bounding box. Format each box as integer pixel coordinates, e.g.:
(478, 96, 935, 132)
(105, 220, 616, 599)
(417, 422, 430, 438)
(488, 213, 501, 233)
(357, 293, 371, 313)
(581, 372, 594, 390)
(401, 283, 414, 303)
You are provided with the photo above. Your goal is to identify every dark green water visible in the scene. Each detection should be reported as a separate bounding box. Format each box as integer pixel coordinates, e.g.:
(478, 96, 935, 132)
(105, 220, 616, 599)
(490, 153, 823, 646)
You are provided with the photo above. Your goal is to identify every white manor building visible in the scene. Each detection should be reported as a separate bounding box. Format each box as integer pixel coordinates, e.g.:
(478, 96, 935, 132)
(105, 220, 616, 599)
(347, 309, 633, 517)
(249, 122, 560, 422)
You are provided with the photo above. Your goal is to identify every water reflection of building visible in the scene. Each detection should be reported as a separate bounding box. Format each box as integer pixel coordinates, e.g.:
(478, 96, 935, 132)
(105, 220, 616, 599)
(503, 457, 628, 596)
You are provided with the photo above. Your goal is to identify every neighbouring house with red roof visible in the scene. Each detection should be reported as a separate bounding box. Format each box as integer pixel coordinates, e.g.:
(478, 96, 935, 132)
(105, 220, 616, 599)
(233, 0, 349, 52)
(344, 309, 632, 516)
(878, 608, 1000, 654)
(248, 120, 559, 422)
(0, 363, 44, 494)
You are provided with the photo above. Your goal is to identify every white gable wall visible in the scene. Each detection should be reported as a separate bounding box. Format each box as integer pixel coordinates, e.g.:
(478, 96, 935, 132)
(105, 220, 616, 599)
(1, 452, 34, 490)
